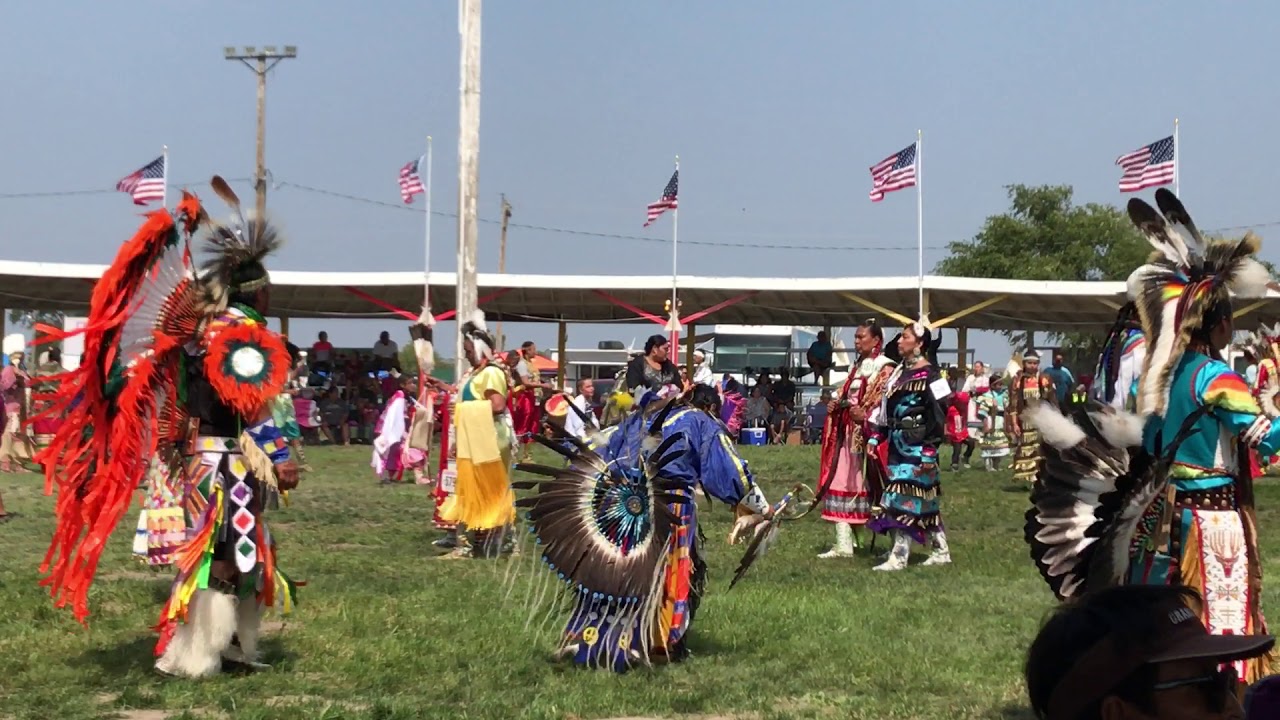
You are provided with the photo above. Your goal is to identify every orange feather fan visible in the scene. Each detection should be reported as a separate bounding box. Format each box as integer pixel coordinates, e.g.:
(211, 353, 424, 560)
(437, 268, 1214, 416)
(35, 196, 203, 624)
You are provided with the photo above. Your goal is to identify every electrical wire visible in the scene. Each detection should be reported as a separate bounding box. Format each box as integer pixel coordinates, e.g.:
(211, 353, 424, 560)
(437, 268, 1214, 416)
(0, 178, 253, 200)
(274, 181, 949, 252)
(6, 175, 1280, 251)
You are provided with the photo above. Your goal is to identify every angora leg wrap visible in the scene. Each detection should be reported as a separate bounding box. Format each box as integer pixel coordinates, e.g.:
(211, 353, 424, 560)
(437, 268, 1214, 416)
(155, 589, 238, 678)
(233, 597, 263, 663)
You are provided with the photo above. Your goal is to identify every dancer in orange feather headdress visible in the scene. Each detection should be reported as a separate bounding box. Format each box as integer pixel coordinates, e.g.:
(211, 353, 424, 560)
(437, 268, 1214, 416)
(34, 177, 301, 678)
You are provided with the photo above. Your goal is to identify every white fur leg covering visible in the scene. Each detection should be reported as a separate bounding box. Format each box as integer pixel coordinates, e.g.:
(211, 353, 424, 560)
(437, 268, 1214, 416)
(155, 589, 238, 678)
(235, 597, 263, 663)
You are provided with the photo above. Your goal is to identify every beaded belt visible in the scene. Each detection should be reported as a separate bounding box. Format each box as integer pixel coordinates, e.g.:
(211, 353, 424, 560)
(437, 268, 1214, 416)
(1174, 485, 1236, 512)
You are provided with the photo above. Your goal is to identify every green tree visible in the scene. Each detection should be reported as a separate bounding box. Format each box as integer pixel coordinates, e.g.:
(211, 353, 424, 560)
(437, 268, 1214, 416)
(7, 309, 64, 331)
(934, 184, 1149, 354)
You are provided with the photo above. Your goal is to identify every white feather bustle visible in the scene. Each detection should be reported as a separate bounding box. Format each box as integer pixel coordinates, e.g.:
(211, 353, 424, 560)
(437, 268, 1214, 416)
(1028, 404, 1086, 450)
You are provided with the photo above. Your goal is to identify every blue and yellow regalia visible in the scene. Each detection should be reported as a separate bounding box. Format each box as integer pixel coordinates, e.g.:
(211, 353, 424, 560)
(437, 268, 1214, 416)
(513, 389, 771, 671)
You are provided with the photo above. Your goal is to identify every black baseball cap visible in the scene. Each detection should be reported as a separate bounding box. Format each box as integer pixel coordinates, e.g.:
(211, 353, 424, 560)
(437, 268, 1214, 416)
(1046, 597, 1274, 719)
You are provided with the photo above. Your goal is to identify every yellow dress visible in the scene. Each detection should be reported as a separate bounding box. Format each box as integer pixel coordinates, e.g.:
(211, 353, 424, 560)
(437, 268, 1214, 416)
(439, 365, 515, 530)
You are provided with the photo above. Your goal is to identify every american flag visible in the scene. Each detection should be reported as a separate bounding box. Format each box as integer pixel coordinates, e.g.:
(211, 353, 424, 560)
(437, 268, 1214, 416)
(115, 156, 166, 205)
(399, 156, 426, 204)
(1115, 135, 1175, 193)
(644, 170, 679, 227)
(868, 143, 917, 202)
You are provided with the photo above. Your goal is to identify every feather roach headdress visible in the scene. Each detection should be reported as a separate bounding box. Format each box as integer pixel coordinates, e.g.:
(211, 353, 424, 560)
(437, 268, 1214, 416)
(460, 310, 495, 362)
(199, 176, 283, 312)
(1126, 188, 1270, 418)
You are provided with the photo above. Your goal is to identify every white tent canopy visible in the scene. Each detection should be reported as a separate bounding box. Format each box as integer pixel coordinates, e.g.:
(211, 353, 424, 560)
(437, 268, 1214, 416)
(2, 259, 1278, 332)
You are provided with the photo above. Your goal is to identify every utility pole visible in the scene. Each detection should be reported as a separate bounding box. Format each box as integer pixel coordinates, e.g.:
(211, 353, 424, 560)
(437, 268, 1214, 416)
(455, 0, 482, 381)
(495, 194, 512, 350)
(224, 45, 297, 219)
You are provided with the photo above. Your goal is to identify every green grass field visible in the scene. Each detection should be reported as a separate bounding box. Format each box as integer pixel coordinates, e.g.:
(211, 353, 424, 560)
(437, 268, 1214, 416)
(3, 445, 1280, 720)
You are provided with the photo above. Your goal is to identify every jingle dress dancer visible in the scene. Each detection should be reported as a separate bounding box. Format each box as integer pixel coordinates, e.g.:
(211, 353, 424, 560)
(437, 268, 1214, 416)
(867, 319, 951, 571)
(34, 179, 301, 679)
(816, 320, 894, 558)
(1008, 351, 1057, 483)
(977, 375, 1011, 471)
(1026, 189, 1278, 683)
(514, 385, 772, 671)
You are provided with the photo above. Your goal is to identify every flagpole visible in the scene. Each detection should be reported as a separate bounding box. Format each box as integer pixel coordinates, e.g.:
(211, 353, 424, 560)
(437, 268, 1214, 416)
(916, 129, 924, 318)
(162, 145, 169, 209)
(671, 155, 680, 343)
(424, 136, 433, 309)
(1173, 117, 1180, 198)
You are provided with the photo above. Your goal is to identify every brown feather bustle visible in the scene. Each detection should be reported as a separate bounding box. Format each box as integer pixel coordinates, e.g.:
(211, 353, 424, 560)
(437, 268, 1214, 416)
(1025, 401, 1208, 600)
(512, 406, 690, 602)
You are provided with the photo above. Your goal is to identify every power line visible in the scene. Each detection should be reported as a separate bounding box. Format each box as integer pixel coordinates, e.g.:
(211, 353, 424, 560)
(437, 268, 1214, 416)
(9, 175, 1280, 250)
(275, 181, 949, 252)
(0, 178, 253, 200)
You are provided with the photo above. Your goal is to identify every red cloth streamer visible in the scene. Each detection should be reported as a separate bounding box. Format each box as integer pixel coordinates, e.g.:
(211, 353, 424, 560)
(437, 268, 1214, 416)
(340, 286, 418, 320)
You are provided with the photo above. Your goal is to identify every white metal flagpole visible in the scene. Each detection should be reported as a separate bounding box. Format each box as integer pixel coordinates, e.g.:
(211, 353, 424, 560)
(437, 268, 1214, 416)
(162, 145, 169, 208)
(424, 135, 433, 308)
(1173, 117, 1180, 198)
(671, 155, 679, 326)
(916, 129, 924, 318)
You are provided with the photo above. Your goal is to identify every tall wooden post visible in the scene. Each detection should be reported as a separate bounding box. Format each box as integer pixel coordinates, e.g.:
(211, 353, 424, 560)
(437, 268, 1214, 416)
(455, 0, 482, 380)
(822, 323, 833, 386)
(684, 322, 697, 378)
(956, 326, 968, 378)
(495, 194, 512, 350)
(556, 320, 568, 389)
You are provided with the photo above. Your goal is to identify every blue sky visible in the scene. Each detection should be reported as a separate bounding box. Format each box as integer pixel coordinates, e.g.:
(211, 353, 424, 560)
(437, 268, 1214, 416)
(3, 1, 1278, 366)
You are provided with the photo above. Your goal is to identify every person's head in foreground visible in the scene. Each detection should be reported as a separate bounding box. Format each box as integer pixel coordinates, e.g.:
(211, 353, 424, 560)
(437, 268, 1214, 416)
(1025, 585, 1274, 720)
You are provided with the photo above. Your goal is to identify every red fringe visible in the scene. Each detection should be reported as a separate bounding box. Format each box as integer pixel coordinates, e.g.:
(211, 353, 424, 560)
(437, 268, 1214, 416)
(202, 322, 291, 420)
(37, 202, 201, 625)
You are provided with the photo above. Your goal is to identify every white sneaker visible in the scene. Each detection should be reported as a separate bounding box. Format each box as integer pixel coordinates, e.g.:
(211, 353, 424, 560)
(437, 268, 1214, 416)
(921, 552, 952, 567)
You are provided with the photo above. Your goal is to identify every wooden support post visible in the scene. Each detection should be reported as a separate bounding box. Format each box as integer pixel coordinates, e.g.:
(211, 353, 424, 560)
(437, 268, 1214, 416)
(556, 320, 568, 389)
(279, 315, 290, 339)
(956, 326, 968, 378)
(1233, 299, 1269, 320)
(822, 323, 833, 386)
(685, 322, 697, 378)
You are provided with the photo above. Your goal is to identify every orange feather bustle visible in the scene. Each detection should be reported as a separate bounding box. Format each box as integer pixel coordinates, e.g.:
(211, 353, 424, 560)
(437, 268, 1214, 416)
(34, 200, 202, 625)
